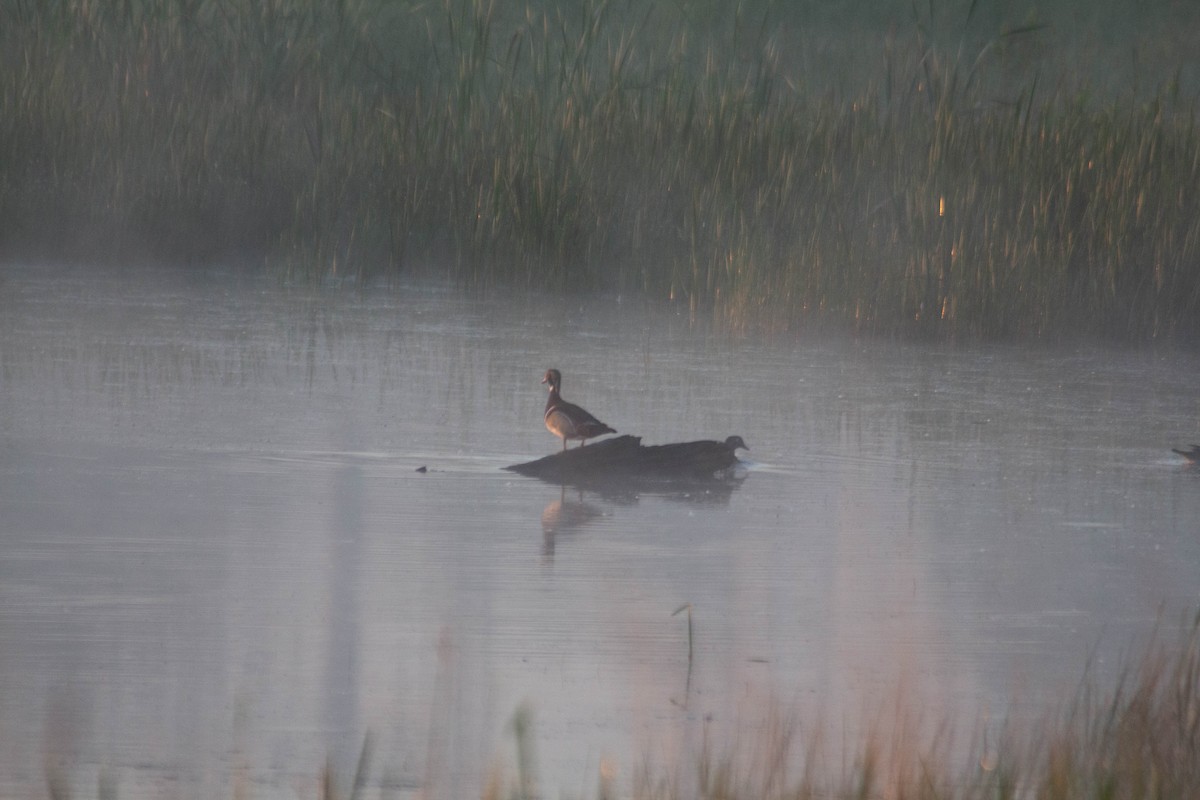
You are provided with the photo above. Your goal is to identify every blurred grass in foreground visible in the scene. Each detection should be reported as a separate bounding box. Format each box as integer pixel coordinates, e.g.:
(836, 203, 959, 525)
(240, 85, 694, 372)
(39, 613, 1200, 799)
(2, 0, 1199, 339)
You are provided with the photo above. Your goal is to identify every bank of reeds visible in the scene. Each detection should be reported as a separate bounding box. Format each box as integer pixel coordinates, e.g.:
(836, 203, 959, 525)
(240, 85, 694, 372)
(36, 613, 1200, 798)
(485, 614, 1200, 800)
(3, 0, 1199, 339)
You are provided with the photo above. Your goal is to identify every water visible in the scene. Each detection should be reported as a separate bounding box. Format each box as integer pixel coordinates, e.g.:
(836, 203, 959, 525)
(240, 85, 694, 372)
(2, 263, 1199, 798)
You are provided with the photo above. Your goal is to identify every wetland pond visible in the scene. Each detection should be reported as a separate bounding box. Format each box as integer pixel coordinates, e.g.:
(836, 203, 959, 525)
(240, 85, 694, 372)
(2, 263, 1199, 798)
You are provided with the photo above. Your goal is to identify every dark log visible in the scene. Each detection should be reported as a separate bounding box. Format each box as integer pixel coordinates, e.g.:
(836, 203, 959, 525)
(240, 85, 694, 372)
(506, 434, 747, 481)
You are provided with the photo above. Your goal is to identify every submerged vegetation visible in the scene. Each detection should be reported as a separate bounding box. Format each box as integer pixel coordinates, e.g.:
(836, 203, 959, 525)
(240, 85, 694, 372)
(3, 0, 1200, 338)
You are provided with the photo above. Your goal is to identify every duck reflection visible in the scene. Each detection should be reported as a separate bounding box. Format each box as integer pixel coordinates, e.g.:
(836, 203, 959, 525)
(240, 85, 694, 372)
(541, 492, 604, 534)
(1172, 444, 1200, 465)
(541, 487, 605, 558)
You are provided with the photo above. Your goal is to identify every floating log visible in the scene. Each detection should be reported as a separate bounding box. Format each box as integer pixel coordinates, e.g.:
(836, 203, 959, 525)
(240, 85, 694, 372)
(505, 434, 748, 482)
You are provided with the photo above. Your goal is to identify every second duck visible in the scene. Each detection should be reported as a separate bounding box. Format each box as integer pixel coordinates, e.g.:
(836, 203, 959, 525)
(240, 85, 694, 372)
(542, 368, 617, 451)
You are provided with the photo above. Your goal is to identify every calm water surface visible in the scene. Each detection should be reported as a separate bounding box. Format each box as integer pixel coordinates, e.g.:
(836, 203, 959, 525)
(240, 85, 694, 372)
(2, 264, 1199, 798)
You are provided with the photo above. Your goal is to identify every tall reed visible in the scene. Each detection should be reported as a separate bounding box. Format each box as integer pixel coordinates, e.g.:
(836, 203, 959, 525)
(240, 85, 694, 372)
(2, 0, 1198, 339)
(487, 613, 1200, 799)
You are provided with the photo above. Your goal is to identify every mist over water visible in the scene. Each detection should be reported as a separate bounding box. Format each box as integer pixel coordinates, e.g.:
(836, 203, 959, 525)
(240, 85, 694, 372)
(2, 263, 1199, 798)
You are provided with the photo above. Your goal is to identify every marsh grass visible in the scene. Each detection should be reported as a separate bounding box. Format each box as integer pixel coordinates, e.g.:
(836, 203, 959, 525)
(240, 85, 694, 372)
(485, 614, 1200, 800)
(3, 0, 1199, 338)
(32, 614, 1200, 798)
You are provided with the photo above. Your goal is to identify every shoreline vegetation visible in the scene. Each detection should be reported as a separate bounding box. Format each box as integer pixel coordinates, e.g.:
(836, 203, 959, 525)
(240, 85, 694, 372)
(37, 613, 1200, 799)
(3, 0, 1200, 339)
(488, 620, 1200, 800)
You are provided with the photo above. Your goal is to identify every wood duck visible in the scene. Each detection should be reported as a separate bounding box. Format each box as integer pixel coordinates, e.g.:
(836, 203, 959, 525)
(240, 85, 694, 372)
(542, 368, 616, 451)
(1173, 445, 1200, 463)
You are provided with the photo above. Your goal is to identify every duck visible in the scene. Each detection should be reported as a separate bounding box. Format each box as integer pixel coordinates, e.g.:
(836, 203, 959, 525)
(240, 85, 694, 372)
(685, 435, 749, 471)
(1172, 445, 1200, 464)
(637, 435, 749, 476)
(542, 368, 617, 451)
(722, 435, 750, 454)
